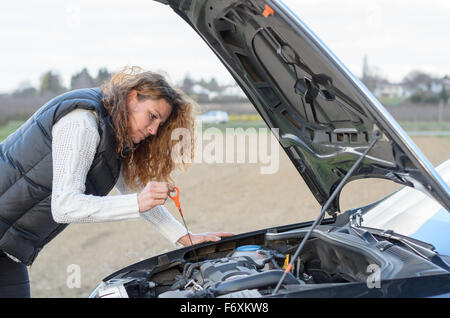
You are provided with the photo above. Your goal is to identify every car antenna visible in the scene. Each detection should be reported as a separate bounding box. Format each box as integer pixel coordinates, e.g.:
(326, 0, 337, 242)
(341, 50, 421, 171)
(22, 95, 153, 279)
(272, 130, 382, 295)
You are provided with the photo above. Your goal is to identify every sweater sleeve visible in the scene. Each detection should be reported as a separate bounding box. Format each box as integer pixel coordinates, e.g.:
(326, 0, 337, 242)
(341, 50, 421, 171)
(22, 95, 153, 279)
(51, 109, 141, 223)
(115, 173, 188, 246)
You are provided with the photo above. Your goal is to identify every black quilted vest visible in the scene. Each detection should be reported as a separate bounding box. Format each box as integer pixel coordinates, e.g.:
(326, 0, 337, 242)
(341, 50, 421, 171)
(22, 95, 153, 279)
(0, 88, 121, 265)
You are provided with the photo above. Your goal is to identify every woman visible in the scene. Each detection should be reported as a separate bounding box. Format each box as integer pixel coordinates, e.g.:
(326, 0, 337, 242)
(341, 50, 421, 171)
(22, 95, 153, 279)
(0, 66, 232, 297)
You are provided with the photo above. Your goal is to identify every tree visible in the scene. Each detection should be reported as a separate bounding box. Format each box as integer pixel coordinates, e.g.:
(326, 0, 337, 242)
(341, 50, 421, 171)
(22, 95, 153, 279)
(402, 70, 432, 92)
(206, 78, 220, 92)
(39, 71, 64, 95)
(95, 67, 111, 86)
(439, 86, 448, 103)
(70, 68, 95, 90)
(360, 55, 387, 93)
(180, 74, 195, 94)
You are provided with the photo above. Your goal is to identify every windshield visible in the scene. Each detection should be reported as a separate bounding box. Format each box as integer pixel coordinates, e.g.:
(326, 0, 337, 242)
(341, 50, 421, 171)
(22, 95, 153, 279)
(361, 159, 450, 255)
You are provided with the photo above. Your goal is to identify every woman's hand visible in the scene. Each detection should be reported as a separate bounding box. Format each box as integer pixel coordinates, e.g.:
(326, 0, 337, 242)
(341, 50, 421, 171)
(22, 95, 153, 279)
(137, 181, 174, 212)
(177, 232, 235, 246)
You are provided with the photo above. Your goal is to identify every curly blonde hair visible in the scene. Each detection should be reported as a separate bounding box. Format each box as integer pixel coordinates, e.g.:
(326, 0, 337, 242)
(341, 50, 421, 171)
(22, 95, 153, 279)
(101, 66, 196, 190)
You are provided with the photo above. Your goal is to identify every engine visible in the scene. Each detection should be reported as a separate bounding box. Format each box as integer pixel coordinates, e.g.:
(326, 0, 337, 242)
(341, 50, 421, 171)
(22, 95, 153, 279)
(157, 245, 304, 298)
(93, 245, 307, 298)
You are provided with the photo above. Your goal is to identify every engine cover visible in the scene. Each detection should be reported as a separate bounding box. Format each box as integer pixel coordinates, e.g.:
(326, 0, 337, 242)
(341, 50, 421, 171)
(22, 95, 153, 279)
(198, 256, 263, 286)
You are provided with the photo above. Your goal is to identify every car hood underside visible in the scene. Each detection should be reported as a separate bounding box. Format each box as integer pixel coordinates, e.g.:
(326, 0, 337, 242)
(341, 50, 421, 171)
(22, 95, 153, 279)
(155, 0, 450, 215)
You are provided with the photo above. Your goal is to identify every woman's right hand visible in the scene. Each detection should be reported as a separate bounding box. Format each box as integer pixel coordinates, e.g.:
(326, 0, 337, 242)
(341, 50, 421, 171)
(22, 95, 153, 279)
(137, 181, 174, 212)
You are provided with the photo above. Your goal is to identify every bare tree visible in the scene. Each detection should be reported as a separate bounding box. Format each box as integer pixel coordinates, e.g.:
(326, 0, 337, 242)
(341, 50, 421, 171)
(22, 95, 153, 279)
(402, 70, 433, 92)
(360, 55, 387, 93)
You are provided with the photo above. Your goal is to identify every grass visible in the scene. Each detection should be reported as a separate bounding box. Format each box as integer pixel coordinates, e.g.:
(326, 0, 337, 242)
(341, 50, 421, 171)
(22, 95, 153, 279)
(0, 120, 26, 142)
(378, 96, 408, 107)
(398, 121, 450, 132)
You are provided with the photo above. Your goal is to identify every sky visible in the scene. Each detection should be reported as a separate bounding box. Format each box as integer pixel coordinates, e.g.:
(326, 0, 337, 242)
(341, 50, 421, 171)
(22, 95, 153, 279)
(0, 0, 449, 94)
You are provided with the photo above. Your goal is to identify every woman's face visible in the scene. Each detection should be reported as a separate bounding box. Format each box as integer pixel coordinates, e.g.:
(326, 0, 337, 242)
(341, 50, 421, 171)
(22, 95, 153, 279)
(126, 90, 172, 144)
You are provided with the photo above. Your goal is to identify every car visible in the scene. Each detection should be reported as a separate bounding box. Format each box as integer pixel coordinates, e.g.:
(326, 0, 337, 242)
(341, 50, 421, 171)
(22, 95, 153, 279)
(89, 0, 450, 298)
(196, 110, 229, 124)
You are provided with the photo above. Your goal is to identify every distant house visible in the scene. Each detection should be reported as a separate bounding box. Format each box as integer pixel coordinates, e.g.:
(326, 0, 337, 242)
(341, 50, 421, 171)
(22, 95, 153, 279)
(373, 82, 412, 99)
(220, 85, 247, 99)
(191, 84, 212, 96)
(191, 83, 247, 102)
(191, 84, 215, 102)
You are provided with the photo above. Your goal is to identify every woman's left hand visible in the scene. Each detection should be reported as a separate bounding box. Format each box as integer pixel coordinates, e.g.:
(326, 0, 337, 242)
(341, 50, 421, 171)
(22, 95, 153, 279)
(177, 232, 234, 247)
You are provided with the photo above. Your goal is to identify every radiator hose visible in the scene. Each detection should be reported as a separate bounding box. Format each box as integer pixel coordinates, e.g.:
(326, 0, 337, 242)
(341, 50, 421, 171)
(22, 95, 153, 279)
(209, 269, 302, 296)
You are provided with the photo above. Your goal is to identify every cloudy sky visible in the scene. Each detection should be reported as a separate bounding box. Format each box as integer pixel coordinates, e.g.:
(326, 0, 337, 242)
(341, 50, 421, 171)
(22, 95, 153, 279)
(0, 0, 449, 93)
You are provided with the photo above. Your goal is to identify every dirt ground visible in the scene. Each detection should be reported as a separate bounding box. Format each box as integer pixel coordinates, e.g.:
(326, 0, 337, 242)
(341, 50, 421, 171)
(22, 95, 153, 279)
(27, 136, 450, 297)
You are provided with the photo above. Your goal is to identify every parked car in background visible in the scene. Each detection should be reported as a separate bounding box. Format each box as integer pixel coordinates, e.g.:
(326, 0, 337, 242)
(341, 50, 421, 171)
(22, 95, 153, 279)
(89, 0, 450, 298)
(196, 110, 229, 124)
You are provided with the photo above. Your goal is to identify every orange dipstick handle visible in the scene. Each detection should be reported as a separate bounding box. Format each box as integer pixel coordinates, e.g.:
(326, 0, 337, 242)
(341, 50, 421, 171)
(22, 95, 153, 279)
(169, 186, 183, 217)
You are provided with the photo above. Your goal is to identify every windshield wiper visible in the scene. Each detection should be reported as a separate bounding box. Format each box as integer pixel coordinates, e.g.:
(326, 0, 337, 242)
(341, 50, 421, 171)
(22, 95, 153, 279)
(362, 227, 450, 271)
(364, 227, 435, 252)
(348, 208, 450, 270)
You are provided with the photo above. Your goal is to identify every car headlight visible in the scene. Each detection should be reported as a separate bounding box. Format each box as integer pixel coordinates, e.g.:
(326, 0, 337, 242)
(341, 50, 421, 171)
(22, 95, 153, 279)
(88, 281, 105, 298)
(88, 279, 133, 298)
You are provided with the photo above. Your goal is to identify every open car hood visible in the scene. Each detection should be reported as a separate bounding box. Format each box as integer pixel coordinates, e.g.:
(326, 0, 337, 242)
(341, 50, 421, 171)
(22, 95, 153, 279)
(156, 0, 450, 215)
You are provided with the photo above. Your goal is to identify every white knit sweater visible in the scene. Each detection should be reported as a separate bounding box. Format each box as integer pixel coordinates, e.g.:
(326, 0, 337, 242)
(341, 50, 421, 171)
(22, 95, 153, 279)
(50, 108, 188, 246)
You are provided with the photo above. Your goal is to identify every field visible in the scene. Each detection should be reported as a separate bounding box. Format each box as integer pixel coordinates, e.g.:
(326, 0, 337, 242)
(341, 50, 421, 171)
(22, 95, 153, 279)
(19, 134, 449, 298)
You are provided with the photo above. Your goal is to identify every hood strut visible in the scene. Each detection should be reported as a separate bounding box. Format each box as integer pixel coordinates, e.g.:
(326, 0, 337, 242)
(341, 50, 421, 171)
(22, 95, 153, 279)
(272, 130, 382, 295)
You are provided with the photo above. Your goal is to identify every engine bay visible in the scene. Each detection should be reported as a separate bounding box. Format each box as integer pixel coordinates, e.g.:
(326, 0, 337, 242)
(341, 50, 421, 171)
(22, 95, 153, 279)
(95, 244, 317, 298)
(156, 245, 304, 298)
(90, 224, 449, 298)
